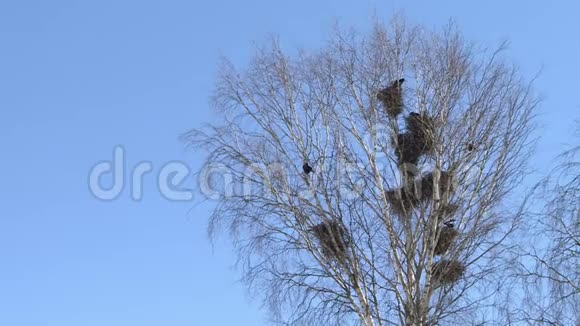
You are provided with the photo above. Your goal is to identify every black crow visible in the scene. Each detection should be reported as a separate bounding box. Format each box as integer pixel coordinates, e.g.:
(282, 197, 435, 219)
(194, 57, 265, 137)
(303, 162, 313, 174)
(443, 219, 456, 228)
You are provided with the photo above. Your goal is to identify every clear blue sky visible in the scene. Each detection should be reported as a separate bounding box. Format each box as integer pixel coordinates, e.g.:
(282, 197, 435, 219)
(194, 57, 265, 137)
(0, 1, 577, 325)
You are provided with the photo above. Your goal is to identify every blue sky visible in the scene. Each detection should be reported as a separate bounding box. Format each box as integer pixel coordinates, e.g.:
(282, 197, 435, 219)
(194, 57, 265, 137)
(0, 1, 578, 325)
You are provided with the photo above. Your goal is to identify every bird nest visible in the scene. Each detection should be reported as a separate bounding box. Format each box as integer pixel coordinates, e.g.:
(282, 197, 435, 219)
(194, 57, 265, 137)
(434, 203, 459, 219)
(434, 226, 460, 256)
(431, 260, 466, 285)
(419, 171, 456, 201)
(406, 112, 436, 153)
(377, 78, 405, 117)
(385, 173, 457, 219)
(385, 187, 420, 218)
(393, 133, 427, 166)
(407, 112, 436, 138)
(311, 221, 350, 260)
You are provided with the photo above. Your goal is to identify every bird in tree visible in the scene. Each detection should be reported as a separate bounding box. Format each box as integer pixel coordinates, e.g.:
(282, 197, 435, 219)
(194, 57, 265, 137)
(188, 18, 538, 325)
(303, 162, 313, 174)
(466, 143, 477, 151)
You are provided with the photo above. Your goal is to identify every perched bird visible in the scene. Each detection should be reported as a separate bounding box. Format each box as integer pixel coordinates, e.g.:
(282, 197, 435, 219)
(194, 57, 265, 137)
(443, 219, 456, 228)
(466, 143, 477, 151)
(303, 162, 313, 174)
(392, 78, 405, 87)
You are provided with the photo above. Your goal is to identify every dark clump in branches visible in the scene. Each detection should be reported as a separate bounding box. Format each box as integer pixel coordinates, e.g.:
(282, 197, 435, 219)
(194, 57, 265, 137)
(392, 112, 437, 166)
(385, 171, 456, 218)
(407, 113, 436, 140)
(431, 260, 466, 286)
(377, 78, 405, 117)
(434, 224, 460, 255)
(406, 112, 436, 154)
(386, 170, 456, 217)
(385, 188, 421, 218)
(393, 133, 425, 166)
(419, 171, 455, 201)
(311, 221, 350, 261)
(434, 203, 460, 222)
(303, 162, 313, 174)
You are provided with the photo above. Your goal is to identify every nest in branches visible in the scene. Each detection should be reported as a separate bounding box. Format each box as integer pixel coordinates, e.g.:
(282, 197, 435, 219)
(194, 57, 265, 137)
(385, 173, 456, 219)
(406, 113, 436, 153)
(377, 79, 405, 117)
(431, 260, 466, 285)
(311, 221, 350, 260)
(419, 171, 455, 201)
(393, 133, 427, 166)
(407, 112, 436, 138)
(434, 226, 460, 255)
(385, 187, 420, 218)
(433, 203, 460, 222)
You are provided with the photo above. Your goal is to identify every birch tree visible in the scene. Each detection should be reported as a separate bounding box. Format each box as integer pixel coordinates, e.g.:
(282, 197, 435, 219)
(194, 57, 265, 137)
(186, 18, 538, 325)
(516, 133, 579, 325)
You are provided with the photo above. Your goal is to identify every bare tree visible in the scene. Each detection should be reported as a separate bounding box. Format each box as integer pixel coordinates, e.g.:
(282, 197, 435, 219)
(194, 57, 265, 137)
(186, 17, 538, 325)
(515, 129, 579, 326)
